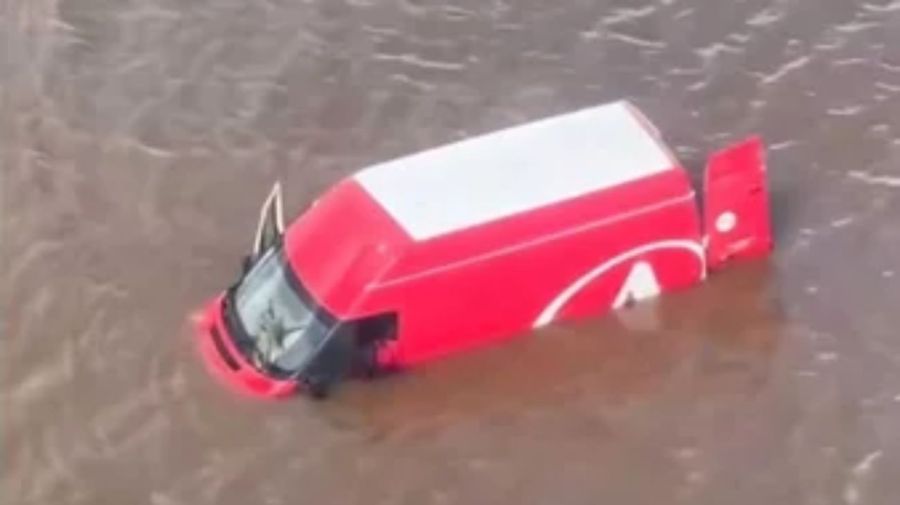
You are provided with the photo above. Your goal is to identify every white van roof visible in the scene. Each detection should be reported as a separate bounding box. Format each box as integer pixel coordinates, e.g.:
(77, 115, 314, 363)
(355, 100, 677, 241)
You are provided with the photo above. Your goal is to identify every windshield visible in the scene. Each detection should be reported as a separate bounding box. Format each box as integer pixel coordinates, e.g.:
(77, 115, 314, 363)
(228, 244, 334, 375)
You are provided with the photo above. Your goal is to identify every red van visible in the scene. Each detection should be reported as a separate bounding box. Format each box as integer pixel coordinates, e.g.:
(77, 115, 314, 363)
(192, 100, 772, 399)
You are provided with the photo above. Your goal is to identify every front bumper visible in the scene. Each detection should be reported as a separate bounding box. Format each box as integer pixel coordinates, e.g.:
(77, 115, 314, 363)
(193, 294, 299, 399)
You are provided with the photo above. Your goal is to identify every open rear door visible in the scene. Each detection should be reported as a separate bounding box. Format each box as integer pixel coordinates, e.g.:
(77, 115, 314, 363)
(703, 136, 772, 270)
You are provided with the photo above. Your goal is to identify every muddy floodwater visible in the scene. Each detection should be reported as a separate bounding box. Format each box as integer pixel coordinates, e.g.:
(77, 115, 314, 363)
(4, 0, 900, 504)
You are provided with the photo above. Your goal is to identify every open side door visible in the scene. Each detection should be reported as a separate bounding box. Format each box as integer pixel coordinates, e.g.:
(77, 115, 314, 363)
(245, 181, 285, 270)
(703, 136, 772, 270)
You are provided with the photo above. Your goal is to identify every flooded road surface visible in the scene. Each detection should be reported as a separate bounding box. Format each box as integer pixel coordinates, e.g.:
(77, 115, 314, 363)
(4, 0, 900, 503)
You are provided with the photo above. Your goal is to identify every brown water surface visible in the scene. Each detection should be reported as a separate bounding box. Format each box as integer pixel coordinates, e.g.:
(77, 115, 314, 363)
(4, 1, 900, 504)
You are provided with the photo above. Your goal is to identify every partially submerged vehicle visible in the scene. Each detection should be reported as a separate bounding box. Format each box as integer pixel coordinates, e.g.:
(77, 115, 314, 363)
(192, 100, 772, 399)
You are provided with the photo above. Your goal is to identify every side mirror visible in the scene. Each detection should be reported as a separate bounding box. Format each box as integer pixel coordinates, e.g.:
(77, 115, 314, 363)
(248, 181, 285, 267)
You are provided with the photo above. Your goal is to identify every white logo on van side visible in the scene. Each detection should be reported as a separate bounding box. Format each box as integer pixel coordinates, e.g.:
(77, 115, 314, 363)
(611, 261, 661, 309)
(532, 240, 705, 328)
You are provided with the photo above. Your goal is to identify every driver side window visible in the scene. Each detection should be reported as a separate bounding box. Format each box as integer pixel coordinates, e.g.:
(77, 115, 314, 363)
(337, 312, 398, 377)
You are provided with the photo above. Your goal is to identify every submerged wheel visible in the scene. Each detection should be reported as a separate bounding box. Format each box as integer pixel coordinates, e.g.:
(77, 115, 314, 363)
(306, 379, 331, 399)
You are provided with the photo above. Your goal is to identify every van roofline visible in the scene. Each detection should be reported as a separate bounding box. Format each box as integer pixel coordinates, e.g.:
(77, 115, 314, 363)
(369, 189, 697, 290)
(355, 100, 677, 242)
